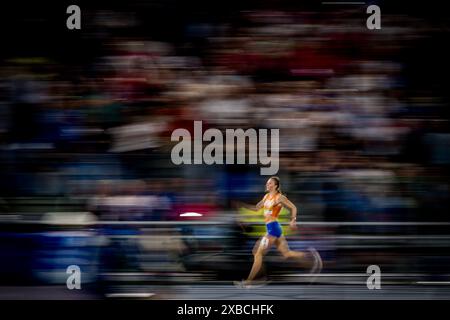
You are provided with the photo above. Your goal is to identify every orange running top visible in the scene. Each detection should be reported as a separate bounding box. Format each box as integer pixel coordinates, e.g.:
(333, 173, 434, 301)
(262, 192, 282, 223)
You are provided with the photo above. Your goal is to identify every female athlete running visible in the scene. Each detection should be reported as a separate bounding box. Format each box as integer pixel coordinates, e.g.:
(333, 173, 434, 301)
(235, 176, 322, 287)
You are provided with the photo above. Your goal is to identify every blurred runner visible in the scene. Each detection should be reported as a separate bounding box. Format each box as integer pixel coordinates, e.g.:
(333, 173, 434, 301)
(235, 176, 322, 288)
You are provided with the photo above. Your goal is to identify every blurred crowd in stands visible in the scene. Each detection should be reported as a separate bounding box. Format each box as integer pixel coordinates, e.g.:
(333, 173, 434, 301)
(0, 5, 449, 225)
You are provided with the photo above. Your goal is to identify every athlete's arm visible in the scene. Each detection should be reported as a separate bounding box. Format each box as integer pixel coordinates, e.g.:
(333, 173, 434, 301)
(255, 199, 265, 210)
(235, 198, 265, 212)
(277, 195, 298, 228)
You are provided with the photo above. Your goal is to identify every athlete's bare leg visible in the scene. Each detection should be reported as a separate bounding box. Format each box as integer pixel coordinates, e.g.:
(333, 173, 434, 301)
(276, 236, 307, 260)
(245, 235, 277, 284)
(276, 236, 323, 272)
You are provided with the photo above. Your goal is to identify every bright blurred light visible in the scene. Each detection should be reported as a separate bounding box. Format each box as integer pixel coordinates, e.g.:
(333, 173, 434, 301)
(179, 212, 203, 217)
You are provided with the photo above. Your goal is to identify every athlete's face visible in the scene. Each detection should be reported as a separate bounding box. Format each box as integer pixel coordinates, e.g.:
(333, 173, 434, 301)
(266, 178, 276, 192)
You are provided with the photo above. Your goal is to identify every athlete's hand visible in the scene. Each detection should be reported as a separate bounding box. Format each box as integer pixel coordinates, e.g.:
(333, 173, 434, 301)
(289, 219, 297, 230)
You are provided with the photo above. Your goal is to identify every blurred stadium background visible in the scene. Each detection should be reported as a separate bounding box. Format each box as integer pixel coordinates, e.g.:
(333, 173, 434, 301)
(0, 0, 449, 299)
